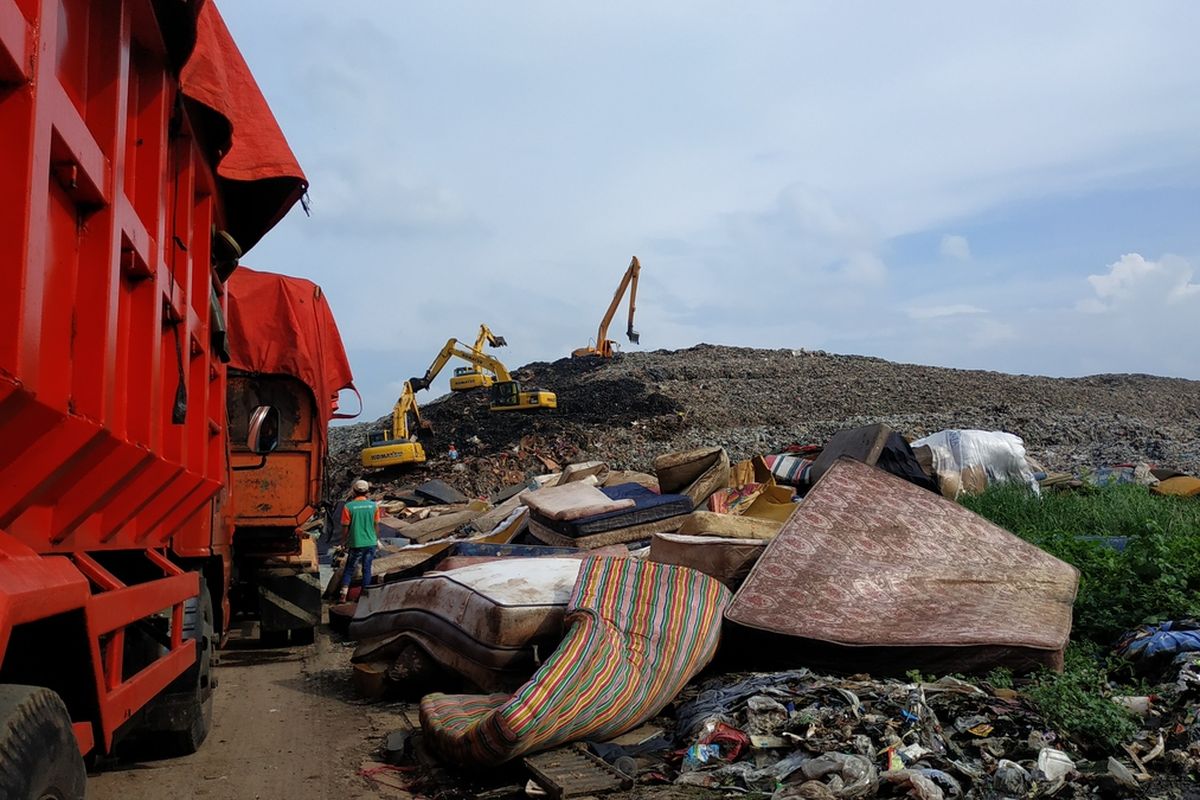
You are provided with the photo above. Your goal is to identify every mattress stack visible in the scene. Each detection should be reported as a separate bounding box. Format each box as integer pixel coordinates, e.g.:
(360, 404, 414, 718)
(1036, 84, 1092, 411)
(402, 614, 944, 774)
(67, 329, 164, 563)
(526, 483, 693, 548)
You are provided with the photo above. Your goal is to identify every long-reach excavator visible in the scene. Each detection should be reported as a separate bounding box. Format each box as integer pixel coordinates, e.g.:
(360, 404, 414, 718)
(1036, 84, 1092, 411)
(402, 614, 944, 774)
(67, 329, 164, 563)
(573, 256, 641, 358)
(361, 381, 431, 468)
(411, 339, 557, 412)
(449, 323, 508, 391)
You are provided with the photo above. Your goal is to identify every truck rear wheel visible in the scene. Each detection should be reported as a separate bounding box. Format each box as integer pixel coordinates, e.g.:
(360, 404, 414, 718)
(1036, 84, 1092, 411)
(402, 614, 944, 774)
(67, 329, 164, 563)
(0, 685, 87, 800)
(134, 581, 215, 756)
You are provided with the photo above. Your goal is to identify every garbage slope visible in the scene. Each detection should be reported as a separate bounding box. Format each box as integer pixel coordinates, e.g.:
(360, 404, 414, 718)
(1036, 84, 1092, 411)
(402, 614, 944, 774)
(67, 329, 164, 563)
(328, 345, 1200, 499)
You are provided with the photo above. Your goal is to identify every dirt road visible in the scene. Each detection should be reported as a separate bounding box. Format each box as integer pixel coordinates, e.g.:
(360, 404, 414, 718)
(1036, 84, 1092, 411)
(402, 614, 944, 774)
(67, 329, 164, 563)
(89, 629, 386, 800)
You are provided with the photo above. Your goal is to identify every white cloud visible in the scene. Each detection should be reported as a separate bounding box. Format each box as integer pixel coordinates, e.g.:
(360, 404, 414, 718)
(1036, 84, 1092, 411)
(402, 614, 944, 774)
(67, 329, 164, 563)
(837, 252, 888, 286)
(218, 3, 1200, 416)
(907, 304, 987, 320)
(939, 234, 972, 261)
(1082, 253, 1200, 312)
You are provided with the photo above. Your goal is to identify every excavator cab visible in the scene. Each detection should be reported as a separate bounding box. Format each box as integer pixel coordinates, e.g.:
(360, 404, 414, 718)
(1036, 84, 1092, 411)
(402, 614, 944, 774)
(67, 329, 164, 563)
(361, 438, 425, 468)
(490, 380, 558, 412)
(450, 365, 494, 391)
(360, 382, 430, 468)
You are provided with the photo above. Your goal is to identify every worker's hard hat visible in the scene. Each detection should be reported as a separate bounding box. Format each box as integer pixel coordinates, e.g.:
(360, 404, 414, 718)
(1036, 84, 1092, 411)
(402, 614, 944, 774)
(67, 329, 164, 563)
(353, 479, 370, 494)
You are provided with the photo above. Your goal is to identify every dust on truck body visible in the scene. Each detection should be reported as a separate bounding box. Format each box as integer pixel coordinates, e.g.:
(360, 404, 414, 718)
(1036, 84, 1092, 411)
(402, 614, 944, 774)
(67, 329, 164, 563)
(225, 268, 356, 642)
(0, 0, 309, 793)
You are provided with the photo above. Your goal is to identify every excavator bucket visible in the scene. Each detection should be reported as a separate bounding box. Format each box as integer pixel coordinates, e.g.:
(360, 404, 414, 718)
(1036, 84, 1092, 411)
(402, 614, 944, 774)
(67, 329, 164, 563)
(492, 335, 508, 347)
(628, 327, 640, 345)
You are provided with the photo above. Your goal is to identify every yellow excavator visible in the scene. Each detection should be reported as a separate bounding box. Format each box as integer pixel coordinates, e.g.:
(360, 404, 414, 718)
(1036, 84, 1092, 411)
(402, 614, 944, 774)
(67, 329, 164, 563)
(360, 381, 431, 468)
(411, 339, 557, 412)
(573, 256, 641, 358)
(449, 323, 508, 391)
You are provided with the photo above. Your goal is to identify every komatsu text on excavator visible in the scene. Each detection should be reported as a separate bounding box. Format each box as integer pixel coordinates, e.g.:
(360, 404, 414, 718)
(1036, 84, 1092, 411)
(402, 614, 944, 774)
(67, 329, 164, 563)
(573, 256, 642, 358)
(411, 340, 557, 412)
(361, 382, 430, 468)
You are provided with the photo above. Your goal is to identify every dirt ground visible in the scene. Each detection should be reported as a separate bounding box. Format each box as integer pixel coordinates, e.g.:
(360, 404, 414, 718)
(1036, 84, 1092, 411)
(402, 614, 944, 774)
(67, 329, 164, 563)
(87, 626, 392, 800)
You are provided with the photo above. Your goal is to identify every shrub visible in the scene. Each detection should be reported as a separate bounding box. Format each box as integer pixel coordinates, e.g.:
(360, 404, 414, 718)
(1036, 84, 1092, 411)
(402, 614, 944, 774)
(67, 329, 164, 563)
(961, 485, 1200, 643)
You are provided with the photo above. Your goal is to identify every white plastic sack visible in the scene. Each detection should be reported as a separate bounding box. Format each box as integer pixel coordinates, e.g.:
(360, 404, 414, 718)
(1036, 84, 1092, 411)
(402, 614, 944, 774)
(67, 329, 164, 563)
(910, 429, 1039, 499)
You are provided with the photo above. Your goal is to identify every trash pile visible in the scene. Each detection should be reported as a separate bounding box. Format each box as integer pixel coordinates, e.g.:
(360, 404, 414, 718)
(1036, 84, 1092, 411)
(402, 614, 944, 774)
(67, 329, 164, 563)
(325, 344, 1200, 504)
(328, 419, 1200, 799)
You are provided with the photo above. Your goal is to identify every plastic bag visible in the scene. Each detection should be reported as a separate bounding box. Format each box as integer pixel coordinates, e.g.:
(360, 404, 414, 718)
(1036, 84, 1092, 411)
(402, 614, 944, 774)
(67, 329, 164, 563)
(910, 430, 1038, 499)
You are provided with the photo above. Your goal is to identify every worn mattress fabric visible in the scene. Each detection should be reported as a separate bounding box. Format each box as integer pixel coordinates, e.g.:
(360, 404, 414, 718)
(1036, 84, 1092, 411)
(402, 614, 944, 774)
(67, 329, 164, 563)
(350, 559, 580, 648)
(531, 484, 692, 537)
(352, 629, 544, 693)
(528, 514, 685, 549)
(419, 557, 731, 765)
(649, 533, 767, 589)
(726, 458, 1079, 673)
(654, 446, 731, 509)
(520, 481, 635, 521)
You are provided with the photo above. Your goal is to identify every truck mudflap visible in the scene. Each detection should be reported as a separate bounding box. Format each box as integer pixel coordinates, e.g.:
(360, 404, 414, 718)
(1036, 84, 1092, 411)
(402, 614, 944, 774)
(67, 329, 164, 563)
(256, 537, 321, 639)
(257, 568, 321, 634)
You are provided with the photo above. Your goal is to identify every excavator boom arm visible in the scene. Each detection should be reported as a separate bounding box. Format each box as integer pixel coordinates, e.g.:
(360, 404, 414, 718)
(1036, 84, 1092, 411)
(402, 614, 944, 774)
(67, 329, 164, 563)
(626, 261, 640, 343)
(594, 256, 641, 348)
(390, 381, 422, 440)
(411, 339, 512, 391)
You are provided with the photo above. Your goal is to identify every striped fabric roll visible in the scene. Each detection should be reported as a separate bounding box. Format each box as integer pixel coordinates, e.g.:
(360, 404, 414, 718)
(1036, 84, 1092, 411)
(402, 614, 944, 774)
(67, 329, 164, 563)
(764, 453, 816, 487)
(420, 556, 731, 766)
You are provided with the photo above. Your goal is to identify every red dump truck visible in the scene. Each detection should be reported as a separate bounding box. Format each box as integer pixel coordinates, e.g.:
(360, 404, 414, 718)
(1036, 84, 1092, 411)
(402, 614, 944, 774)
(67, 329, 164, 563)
(0, 1, 348, 795)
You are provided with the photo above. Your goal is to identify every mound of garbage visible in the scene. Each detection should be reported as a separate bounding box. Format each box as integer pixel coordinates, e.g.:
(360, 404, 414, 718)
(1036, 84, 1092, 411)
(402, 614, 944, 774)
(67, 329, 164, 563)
(327, 345, 1200, 500)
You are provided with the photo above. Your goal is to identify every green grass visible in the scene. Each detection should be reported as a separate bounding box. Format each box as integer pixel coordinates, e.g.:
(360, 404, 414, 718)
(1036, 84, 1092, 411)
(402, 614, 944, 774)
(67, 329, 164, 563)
(1023, 643, 1139, 753)
(960, 484, 1200, 643)
(957, 485, 1200, 752)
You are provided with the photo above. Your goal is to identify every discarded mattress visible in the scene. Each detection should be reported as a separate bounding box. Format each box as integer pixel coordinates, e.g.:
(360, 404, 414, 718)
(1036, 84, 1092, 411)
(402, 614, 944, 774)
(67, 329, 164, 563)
(726, 458, 1080, 674)
(810, 423, 938, 493)
(531, 484, 691, 537)
(654, 446, 730, 509)
(649, 533, 767, 588)
(521, 481, 635, 521)
(677, 511, 781, 540)
(349, 559, 582, 689)
(527, 484, 692, 548)
(529, 515, 684, 549)
(420, 557, 730, 765)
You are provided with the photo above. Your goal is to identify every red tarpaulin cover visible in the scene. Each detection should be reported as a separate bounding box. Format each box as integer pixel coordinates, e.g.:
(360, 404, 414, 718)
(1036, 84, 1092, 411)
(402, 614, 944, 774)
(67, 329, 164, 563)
(181, 1, 307, 251)
(227, 267, 357, 440)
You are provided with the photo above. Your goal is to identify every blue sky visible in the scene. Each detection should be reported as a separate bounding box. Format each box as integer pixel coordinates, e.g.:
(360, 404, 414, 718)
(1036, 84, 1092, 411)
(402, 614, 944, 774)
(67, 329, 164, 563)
(220, 2, 1200, 420)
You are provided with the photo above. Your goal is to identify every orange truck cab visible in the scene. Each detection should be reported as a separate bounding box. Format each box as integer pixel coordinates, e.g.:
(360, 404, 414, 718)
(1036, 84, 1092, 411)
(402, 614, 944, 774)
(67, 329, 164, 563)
(225, 268, 357, 644)
(0, 1, 347, 795)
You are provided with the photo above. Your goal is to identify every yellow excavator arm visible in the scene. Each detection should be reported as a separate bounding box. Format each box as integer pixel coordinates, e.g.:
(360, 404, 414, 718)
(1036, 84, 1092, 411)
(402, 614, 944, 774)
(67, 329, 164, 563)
(361, 381, 430, 469)
(451, 324, 509, 391)
(474, 324, 508, 351)
(573, 256, 641, 358)
(412, 339, 513, 392)
(410, 340, 555, 412)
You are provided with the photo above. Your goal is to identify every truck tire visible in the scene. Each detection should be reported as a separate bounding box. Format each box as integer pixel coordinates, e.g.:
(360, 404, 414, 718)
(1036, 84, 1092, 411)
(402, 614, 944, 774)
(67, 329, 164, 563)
(0, 685, 87, 800)
(135, 581, 214, 756)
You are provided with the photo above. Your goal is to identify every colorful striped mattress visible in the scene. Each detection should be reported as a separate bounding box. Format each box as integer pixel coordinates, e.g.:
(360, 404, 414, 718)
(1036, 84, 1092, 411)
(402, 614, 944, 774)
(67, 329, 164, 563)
(419, 557, 731, 765)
